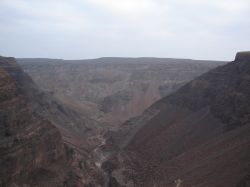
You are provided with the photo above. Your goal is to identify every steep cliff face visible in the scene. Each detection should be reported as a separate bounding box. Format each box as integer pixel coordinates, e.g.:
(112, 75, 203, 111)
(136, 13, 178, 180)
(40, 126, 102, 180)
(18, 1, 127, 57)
(18, 58, 225, 126)
(0, 57, 102, 187)
(106, 52, 250, 187)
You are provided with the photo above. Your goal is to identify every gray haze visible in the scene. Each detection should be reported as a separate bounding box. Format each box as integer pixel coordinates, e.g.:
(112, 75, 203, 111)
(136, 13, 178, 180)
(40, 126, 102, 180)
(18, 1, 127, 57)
(0, 0, 250, 60)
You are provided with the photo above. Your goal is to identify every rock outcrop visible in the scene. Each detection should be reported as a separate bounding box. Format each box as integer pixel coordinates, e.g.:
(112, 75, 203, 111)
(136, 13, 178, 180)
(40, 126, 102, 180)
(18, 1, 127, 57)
(235, 51, 250, 62)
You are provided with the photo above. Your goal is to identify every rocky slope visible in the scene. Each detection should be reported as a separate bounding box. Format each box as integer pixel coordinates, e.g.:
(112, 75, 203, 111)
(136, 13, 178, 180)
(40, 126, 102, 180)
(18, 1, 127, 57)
(105, 52, 250, 187)
(18, 58, 225, 127)
(0, 57, 103, 186)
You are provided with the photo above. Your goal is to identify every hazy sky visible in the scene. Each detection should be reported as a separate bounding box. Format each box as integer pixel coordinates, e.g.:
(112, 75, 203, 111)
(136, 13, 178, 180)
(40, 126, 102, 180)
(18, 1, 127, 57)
(0, 0, 250, 60)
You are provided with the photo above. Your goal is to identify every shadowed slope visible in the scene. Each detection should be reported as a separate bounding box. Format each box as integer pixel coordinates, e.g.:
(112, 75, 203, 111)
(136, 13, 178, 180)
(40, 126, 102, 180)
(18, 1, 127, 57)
(106, 52, 250, 187)
(0, 57, 103, 186)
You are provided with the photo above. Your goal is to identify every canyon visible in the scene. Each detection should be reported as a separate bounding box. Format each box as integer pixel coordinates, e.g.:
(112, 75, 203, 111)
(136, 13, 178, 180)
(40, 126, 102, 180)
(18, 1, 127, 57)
(18, 57, 224, 128)
(1, 52, 249, 187)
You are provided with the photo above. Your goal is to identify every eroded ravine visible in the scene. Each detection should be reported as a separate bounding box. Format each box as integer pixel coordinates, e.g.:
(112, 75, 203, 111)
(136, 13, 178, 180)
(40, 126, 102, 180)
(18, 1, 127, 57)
(93, 135, 112, 187)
